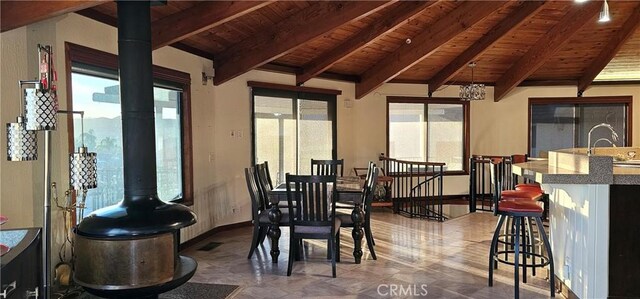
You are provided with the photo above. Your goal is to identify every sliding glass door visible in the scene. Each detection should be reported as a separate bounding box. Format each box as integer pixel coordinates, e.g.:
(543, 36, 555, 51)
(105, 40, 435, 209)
(253, 89, 336, 184)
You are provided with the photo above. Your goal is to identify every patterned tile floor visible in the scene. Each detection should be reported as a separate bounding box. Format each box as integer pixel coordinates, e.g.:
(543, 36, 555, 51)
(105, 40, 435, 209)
(182, 211, 555, 298)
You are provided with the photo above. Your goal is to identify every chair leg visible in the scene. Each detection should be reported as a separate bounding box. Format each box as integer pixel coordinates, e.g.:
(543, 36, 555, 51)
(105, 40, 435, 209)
(330, 236, 337, 278)
(522, 216, 527, 284)
(514, 217, 521, 299)
(287, 236, 295, 276)
(489, 215, 506, 287)
(336, 232, 341, 263)
(504, 216, 511, 262)
(295, 238, 301, 261)
(247, 224, 260, 259)
(258, 226, 268, 245)
(365, 222, 376, 246)
(535, 217, 555, 297)
(327, 240, 332, 260)
(370, 231, 376, 246)
(365, 226, 377, 260)
(526, 217, 536, 277)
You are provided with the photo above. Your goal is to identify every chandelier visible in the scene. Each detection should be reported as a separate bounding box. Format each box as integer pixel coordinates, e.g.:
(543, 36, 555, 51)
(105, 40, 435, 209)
(459, 62, 485, 101)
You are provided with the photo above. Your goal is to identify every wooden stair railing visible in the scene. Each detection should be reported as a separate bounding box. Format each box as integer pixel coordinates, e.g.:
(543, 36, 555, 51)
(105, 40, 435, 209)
(379, 155, 446, 222)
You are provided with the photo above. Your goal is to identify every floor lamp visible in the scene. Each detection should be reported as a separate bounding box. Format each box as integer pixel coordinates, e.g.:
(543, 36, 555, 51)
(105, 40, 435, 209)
(6, 44, 97, 299)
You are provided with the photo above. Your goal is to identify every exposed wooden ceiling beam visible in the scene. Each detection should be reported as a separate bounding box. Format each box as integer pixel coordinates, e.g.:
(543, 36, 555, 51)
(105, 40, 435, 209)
(76, 7, 117, 26)
(355, 1, 505, 99)
(1, 0, 106, 33)
(296, 1, 436, 86)
(258, 63, 360, 83)
(493, 1, 601, 102)
(213, 1, 393, 86)
(76, 8, 217, 61)
(170, 42, 216, 61)
(427, 0, 546, 95)
(577, 4, 640, 94)
(151, 1, 270, 50)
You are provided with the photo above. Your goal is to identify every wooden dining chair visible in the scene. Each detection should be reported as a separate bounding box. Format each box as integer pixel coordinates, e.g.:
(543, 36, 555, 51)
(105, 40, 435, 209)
(245, 167, 289, 259)
(338, 161, 374, 208)
(311, 159, 344, 177)
(285, 174, 341, 278)
(337, 163, 379, 260)
(256, 161, 292, 209)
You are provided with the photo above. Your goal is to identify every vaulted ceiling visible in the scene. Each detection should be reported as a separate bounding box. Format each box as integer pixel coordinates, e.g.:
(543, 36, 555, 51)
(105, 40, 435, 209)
(2, 0, 639, 101)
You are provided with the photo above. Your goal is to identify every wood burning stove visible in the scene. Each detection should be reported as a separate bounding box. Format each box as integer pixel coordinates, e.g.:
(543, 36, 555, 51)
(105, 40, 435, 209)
(73, 1, 197, 297)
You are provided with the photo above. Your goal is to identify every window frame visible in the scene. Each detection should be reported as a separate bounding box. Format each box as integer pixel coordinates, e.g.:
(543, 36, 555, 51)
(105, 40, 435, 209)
(64, 42, 194, 207)
(386, 96, 470, 175)
(249, 82, 338, 179)
(528, 96, 633, 157)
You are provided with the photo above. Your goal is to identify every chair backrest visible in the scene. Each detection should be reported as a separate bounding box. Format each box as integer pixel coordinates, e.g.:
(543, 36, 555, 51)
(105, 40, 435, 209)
(286, 174, 336, 228)
(256, 162, 273, 189)
(511, 154, 528, 164)
(311, 159, 344, 177)
(245, 167, 265, 220)
(362, 163, 379, 219)
(353, 167, 368, 178)
(489, 158, 504, 216)
(255, 162, 273, 208)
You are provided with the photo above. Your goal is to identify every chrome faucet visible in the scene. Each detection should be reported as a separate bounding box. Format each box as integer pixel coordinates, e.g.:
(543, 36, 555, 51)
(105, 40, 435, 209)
(587, 123, 619, 156)
(592, 138, 617, 148)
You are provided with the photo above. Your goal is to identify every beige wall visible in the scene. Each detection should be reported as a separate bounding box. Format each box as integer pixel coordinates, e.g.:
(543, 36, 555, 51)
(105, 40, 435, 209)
(1, 13, 639, 248)
(1, 27, 34, 228)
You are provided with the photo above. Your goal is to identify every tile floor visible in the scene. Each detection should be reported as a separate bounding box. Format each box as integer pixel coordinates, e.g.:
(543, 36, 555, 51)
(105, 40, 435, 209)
(182, 211, 555, 298)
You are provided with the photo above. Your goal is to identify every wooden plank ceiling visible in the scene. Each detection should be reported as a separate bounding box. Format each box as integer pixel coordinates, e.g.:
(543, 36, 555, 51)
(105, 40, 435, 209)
(6, 0, 638, 100)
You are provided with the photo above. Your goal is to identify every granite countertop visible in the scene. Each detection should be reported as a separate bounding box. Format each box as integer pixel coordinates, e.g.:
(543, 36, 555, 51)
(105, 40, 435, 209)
(612, 165, 640, 184)
(512, 148, 640, 185)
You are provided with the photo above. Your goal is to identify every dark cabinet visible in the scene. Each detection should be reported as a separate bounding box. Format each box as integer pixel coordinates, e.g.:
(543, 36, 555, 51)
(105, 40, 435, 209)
(0, 228, 41, 298)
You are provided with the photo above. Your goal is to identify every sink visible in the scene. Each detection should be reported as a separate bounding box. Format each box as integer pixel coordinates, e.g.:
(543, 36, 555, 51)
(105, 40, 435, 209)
(613, 160, 640, 168)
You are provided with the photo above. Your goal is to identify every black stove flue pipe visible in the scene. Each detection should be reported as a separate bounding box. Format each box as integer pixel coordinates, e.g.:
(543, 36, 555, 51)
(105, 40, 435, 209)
(74, 1, 197, 296)
(118, 0, 158, 202)
(76, 0, 195, 238)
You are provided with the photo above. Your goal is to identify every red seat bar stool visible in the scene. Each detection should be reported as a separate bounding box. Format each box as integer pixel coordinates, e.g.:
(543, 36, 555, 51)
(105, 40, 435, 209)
(488, 158, 555, 299)
(493, 160, 542, 276)
(512, 154, 550, 220)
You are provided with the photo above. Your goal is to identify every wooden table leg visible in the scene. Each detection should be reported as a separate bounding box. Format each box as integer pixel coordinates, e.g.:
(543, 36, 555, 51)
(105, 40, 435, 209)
(351, 202, 364, 264)
(267, 201, 281, 263)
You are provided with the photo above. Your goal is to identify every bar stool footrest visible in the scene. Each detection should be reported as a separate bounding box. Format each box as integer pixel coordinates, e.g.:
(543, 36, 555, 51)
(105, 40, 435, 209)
(493, 250, 550, 268)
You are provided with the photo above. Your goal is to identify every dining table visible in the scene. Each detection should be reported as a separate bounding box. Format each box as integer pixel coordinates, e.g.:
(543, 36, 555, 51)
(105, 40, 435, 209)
(267, 177, 367, 264)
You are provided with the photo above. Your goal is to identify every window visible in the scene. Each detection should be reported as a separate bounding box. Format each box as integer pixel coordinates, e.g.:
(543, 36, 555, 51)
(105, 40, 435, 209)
(529, 97, 632, 157)
(65, 43, 193, 218)
(250, 82, 338, 184)
(387, 97, 469, 174)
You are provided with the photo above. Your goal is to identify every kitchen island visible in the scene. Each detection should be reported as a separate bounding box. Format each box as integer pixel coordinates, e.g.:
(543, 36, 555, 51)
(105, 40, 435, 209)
(512, 148, 640, 299)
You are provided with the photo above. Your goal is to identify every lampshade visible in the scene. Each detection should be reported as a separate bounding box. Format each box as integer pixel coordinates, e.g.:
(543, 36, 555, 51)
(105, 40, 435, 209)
(69, 146, 97, 190)
(6, 116, 38, 161)
(459, 62, 485, 101)
(24, 88, 57, 131)
(459, 84, 486, 101)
